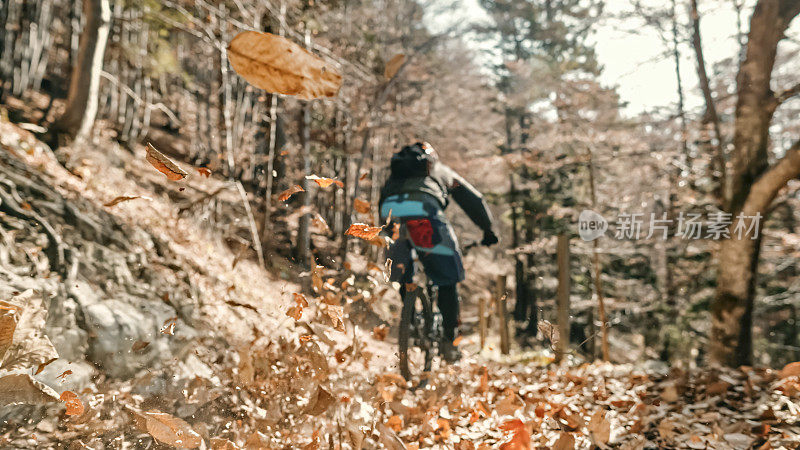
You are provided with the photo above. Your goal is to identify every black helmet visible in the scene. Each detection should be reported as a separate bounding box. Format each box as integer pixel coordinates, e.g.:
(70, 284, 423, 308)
(390, 142, 437, 178)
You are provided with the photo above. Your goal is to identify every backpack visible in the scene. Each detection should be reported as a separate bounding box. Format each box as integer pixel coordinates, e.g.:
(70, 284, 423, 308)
(389, 142, 434, 179)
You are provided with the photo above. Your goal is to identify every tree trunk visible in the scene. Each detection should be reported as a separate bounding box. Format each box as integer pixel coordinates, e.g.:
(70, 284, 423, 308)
(710, 0, 800, 366)
(295, 101, 312, 268)
(53, 0, 111, 141)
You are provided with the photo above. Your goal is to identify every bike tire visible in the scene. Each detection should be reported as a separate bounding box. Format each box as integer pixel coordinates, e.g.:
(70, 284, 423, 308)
(398, 286, 434, 387)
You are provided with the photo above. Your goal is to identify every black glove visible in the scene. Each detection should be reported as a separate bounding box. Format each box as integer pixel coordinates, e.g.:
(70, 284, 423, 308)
(481, 229, 499, 246)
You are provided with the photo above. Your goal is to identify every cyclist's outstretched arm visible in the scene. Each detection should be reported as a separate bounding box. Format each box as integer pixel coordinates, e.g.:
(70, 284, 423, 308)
(439, 165, 494, 234)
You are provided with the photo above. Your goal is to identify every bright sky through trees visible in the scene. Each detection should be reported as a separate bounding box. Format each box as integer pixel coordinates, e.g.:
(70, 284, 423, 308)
(427, 0, 797, 116)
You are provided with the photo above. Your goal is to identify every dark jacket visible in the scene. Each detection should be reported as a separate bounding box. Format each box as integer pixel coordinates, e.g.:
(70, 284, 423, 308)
(379, 162, 494, 233)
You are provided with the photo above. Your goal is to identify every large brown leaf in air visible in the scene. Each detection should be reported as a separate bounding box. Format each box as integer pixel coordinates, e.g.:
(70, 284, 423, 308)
(278, 184, 304, 202)
(384, 54, 406, 80)
(227, 31, 342, 100)
(146, 143, 187, 181)
(142, 411, 203, 448)
(307, 175, 344, 188)
(345, 223, 383, 241)
(0, 373, 59, 406)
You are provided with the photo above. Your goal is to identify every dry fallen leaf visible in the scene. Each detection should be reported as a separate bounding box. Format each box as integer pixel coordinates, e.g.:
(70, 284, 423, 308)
(551, 432, 575, 450)
(227, 31, 342, 100)
(345, 223, 383, 241)
(145, 143, 187, 181)
(0, 303, 18, 362)
(304, 385, 335, 416)
(779, 361, 800, 379)
(60, 390, 84, 416)
(384, 54, 407, 80)
(587, 409, 611, 446)
(0, 292, 58, 372)
(372, 324, 389, 341)
(498, 419, 531, 450)
(278, 185, 305, 202)
(287, 306, 303, 321)
(325, 305, 345, 331)
(142, 411, 203, 448)
(306, 175, 344, 188)
(0, 373, 59, 406)
(354, 198, 371, 214)
(210, 437, 240, 450)
(377, 422, 407, 450)
(197, 167, 212, 177)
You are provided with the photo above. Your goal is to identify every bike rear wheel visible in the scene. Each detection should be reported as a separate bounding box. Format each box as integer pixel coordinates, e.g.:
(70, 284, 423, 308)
(398, 286, 433, 387)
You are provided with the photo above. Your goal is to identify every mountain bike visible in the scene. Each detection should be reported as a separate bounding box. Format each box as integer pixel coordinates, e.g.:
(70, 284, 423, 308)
(397, 241, 478, 387)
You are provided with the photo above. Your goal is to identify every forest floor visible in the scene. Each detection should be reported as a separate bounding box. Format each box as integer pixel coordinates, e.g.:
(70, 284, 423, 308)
(1, 116, 800, 449)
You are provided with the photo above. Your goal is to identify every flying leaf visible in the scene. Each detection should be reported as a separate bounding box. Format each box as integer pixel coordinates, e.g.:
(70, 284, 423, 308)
(143, 411, 203, 449)
(303, 385, 335, 416)
(197, 167, 212, 177)
(56, 369, 73, 382)
(35, 357, 57, 375)
(60, 390, 84, 416)
(160, 317, 177, 336)
(384, 54, 407, 80)
(345, 223, 383, 241)
(145, 143, 187, 181)
(498, 419, 531, 450)
(537, 320, 559, 348)
(353, 198, 371, 214)
(227, 31, 342, 100)
(306, 175, 344, 188)
(104, 196, 149, 207)
(278, 185, 304, 202)
(0, 373, 59, 406)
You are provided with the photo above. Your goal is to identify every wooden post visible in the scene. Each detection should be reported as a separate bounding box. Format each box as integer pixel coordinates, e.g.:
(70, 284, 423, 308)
(495, 275, 510, 355)
(555, 233, 570, 363)
(479, 295, 487, 350)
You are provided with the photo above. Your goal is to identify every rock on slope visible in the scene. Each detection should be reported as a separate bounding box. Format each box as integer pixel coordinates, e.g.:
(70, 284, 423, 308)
(0, 117, 294, 391)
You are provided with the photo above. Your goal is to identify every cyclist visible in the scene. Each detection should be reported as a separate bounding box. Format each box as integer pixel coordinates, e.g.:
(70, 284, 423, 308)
(379, 142, 498, 363)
